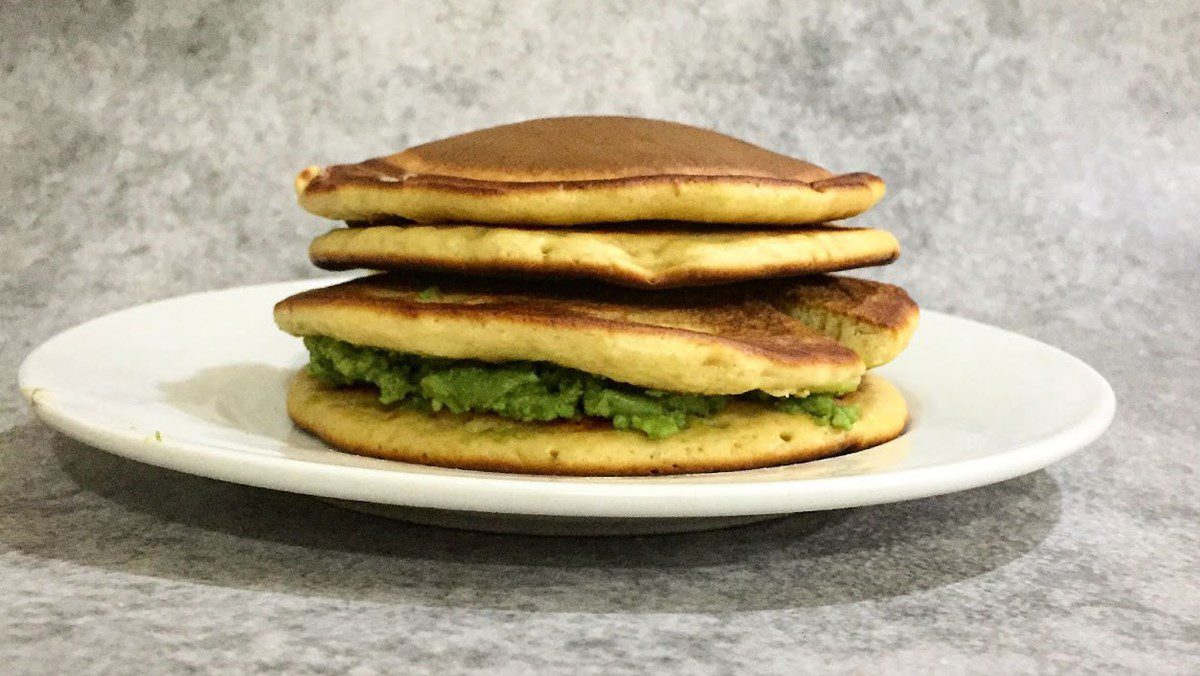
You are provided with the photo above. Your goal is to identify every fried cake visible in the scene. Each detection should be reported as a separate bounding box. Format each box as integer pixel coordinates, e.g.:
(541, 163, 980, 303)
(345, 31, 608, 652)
(274, 272, 918, 397)
(308, 222, 900, 289)
(773, 276, 919, 368)
(287, 370, 906, 476)
(295, 116, 885, 226)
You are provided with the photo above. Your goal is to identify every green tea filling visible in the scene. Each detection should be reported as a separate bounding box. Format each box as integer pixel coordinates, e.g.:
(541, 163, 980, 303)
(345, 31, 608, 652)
(304, 336, 860, 439)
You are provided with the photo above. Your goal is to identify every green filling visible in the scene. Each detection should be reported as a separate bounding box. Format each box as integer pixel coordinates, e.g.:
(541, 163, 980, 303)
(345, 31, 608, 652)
(304, 336, 860, 439)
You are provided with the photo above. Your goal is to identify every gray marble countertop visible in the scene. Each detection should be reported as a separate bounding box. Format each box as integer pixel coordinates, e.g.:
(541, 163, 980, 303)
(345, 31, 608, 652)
(2, 2, 1197, 673)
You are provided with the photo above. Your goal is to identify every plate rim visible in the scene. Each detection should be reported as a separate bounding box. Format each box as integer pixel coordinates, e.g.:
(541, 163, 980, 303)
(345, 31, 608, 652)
(17, 278, 1116, 518)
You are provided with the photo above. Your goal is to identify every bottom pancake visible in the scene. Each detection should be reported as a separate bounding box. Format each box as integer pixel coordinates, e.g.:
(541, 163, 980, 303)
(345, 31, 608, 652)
(287, 370, 907, 476)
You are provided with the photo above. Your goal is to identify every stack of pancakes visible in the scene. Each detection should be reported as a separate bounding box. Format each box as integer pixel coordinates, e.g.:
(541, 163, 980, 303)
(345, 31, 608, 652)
(275, 116, 918, 475)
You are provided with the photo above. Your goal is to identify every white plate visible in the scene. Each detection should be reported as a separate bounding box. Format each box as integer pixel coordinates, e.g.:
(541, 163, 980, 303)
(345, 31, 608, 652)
(18, 277, 1114, 535)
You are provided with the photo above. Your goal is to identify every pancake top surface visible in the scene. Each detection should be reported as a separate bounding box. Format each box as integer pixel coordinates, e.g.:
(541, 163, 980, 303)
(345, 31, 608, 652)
(295, 116, 885, 225)
(274, 273, 917, 396)
(389, 116, 834, 182)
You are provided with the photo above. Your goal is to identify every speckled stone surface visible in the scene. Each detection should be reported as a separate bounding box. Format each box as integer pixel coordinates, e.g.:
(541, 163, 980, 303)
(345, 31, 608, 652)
(2, 1, 1198, 673)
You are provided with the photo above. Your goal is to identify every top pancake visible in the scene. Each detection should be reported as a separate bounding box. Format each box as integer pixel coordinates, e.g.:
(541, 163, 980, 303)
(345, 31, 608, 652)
(296, 116, 886, 226)
(274, 273, 918, 397)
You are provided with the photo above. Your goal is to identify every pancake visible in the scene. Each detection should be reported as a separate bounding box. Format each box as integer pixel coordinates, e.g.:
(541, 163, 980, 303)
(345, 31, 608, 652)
(775, 276, 919, 368)
(273, 273, 918, 397)
(287, 370, 907, 476)
(308, 222, 901, 289)
(296, 116, 885, 226)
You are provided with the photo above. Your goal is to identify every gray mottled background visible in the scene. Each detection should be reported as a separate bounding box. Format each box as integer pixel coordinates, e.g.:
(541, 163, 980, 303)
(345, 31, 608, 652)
(2, 1, 1198, 674)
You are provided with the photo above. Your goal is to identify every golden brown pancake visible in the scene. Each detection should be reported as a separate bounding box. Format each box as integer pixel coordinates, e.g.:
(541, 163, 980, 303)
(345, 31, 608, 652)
(274, 273, 918, 396)
(775, 276, 919, 368)
(295, 116, 885, 226)
(308, 222, 901, 289)
(287, 370, 907, 476)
